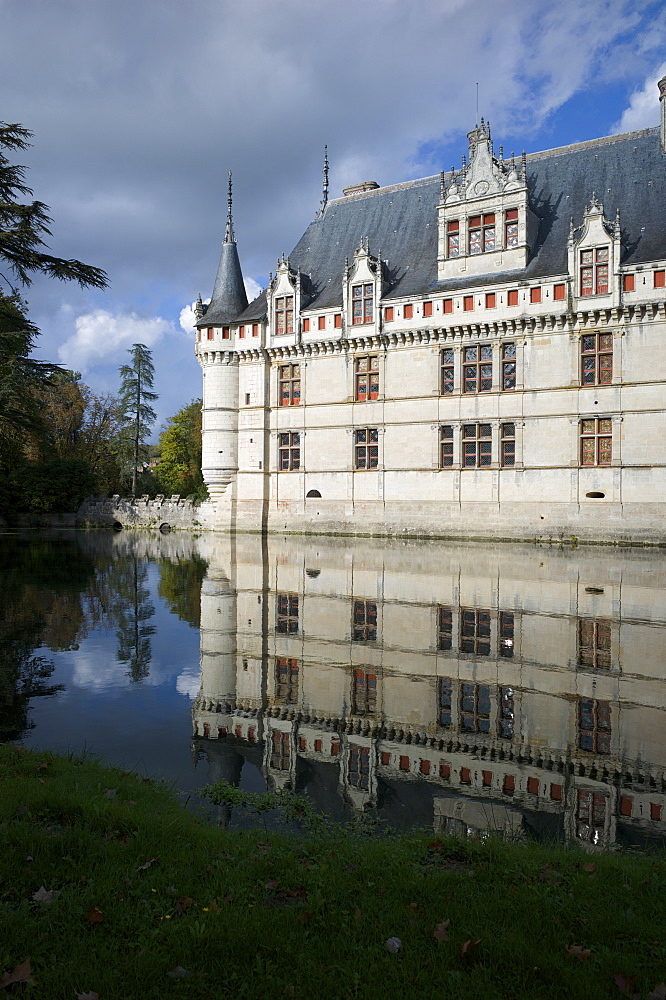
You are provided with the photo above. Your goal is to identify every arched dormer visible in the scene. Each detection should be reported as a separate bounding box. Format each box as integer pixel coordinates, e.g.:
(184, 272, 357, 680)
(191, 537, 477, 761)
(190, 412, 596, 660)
(568, 195, 622, 309)
(437, 120, 539, 280)
(342, 238, 387, 332)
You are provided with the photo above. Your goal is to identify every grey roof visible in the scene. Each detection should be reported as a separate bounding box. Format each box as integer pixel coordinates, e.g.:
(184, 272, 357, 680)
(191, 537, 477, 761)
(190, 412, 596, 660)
(196, 241, 248, 327)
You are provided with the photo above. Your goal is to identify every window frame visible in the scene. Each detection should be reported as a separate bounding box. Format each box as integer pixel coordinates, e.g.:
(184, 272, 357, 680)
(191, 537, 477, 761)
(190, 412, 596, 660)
(278, 363, 301, 406)
(462, 423, 492, 468)
(354, 427, 379, 469)
(440, 425, 454, 468)
(354, 355, 379, 402)
(352, 669, 377, 715)
(580, 417, 612, 467)
(352, 599, 377, 642)
(462, 344, 492, 393)
(275, 294, 294, 336)
(578, 698, 611, 754)
(440, 348, 454, 395)
(276, 593, 299, 634)
(501, 342, 516, 391)
(351, 283, 374, 325)
(500, 423, 516, 467)
(275, 657, 299, 704)
(579, 246, 610, 297)
(459, 681, 491, 733)
(460, 608, 491, 655)
(577, 619, 611, 670)
(278, 431, 300, 471)
(581, 332, 612, 386)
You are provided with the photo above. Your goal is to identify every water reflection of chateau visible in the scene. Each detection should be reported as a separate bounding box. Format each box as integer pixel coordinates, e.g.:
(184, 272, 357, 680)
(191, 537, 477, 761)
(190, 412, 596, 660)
(192, 535, 666, 847)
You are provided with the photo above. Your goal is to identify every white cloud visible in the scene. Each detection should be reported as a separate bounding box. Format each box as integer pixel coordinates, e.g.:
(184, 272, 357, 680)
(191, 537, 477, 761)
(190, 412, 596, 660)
(613, 62, 666, 134)
(176, 666, 201, 700)
(58, 309, 175, 372)
(71, 651, 130, 692)
(245, 277, 262, 302)
(179, 300, 208, 334)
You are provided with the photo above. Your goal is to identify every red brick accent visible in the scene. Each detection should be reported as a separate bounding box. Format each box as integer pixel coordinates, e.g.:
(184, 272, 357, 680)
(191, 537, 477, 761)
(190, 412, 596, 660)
(439, 762, 451, 780)
(550, 783, 563, 801)
(314, 739, 323, 752)
(420, 759, 431, 775)
(650, 802, 663, 822)
(460, 767, 471, 784)
(503, 774, 515, 795)
(527, 777, 539, 795)
(299, 737, 307, 751)
(381, 751, 391, 766)
(553, 283, 566, 300)
(623, 274, 634, 292)
(399, 755, 410, 772)
(482, 770, 492, 787)
(619, 795, 633, 817)
(331, 741, 340, 756)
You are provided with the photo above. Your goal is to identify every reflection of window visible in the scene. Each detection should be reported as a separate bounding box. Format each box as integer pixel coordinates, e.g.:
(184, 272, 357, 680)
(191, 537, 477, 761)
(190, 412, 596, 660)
(353, 669, 377, 714)
(500, 424, 515, 468)
(463, 345, 492, 393)
(441, 349, 454, 394)
(578, 619, 611, 669)
(438, 678, 452, 726)
(578, 698, 611, 754)
(460, 682, 490, 732)
(348, 744, 370, 789)
(580, 418, 612, 466)
(275, 295, 294, 335)
(462, 424, 492, 468)
(469, 213, 495, 254)
(580, 247, 609, 296)
(438, 606, 453, 650)
(352, 283, 373, 325)
(270, 730, 291, 769)
(279, 432, 300, 470)
(354, 428, 378, 469)
(279, 364, 301, 405)
(501, 343, 516, 390)
(355, 356, 379, 401)
(440, 426, 454, 468)
(581, 333, 612, 385)
(499, 686, 514, 738)
(276, 594, 299, 634)
(352, 600, 377, 642)
(499, 612, 514, 657)
(275, 658, 299, 703)
(460, 608, 491, 655)
(576, 789, 607, 844)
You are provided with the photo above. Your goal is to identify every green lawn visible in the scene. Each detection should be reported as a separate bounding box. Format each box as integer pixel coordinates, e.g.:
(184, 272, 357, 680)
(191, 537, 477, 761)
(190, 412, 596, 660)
(1, 744, 664, 1000)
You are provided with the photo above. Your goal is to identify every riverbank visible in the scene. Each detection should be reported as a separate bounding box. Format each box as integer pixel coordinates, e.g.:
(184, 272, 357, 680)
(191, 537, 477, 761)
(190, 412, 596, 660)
(1, 746, 664, 999)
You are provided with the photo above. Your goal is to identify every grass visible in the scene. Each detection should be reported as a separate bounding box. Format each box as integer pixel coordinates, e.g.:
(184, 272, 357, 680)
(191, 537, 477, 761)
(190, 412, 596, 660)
(0, 744, 664, 1000)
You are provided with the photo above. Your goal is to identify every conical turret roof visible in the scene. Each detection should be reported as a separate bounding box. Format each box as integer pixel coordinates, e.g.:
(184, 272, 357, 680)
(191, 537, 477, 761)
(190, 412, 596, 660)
(196, 172, 248, 327)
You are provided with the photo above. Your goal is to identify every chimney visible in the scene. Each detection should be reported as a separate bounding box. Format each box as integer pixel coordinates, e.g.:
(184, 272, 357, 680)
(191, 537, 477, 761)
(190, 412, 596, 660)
(659, 76, 666, 154)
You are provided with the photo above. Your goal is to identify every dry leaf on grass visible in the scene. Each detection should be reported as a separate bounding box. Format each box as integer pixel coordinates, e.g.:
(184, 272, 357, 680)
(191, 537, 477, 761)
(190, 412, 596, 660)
(76, 992, 100, 999)
(86, 907, 103, 926)
(167, 966, 191, 979)
(433, 920, 450, 942)
(0, 959, 35, 990)
(136, 857, 157, 872)
(461, 938, 481, 959)
(565, 944, 592, 962)
(32, 885, 60, 904)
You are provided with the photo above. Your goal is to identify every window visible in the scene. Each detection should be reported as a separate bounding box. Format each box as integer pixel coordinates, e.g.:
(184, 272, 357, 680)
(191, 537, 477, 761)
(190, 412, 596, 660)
(443, 298, 453, 313)
(447, 220, 459, 258)
(334, 313, 342, 328)
(530, 287, 541, 304)
(578, 619, 611, 669)
(655, 270, 665, 288)
(578, 698, 611, 754)
(499, 612, 514, 656)
(275, 657, 299, 703)
(278, 432, 300, 470)
(423, 301, 433, 317)
(303, 318, 310, 332)
(576, 789, 607, 844)
(438, 606, 452, 650)
(463, 345, 492, 392)
(354, 428, 378, 469)
(469, 213, 495, 254)
(438, 678, 452, 726)
(275, 295, 294, 335)
(252, 323, 259, 337)
(276, 593, 299, 634)
(580, 247, 609, 296)
(505, 209, 519, 248)
(554, 283, 566, 300)
(270, 729, 291, 769)
(499, 686, 514, 738)
(581, 333, 612, 385)
(239, 325, 245, 338)
(348, 744, 370, 789)
(485, 292, 496, 308)
(462, 423, 492, 467)
(580, 418, 612, 466)
(623, 274, 634, 292)
(352, 600, 377, 641)
(352, 283, 373, 325)
(501, 343, 516, 390)
(404, 304, 413, 319)
(318, 316, 326, 330)
(460, 682, 490, 732)
(355, 355, 379, 401)
(507, 289, 519, 306)
(500, 423, 515, 467)
(441, 349, 454, 394)
(207, 327, 214, 340)
(463, 295, 474, 312)
(279, 364, 301, 406)
(385, 306, 394, 322)
(440, 425, 454, 468)
(460, 608, 491, 655)
(353, 669, 377, 714)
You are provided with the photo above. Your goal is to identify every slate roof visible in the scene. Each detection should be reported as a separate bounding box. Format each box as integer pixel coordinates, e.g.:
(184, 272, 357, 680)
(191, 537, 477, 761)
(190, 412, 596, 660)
(221, 126, 666, 323)
(196, 241, 248, 327)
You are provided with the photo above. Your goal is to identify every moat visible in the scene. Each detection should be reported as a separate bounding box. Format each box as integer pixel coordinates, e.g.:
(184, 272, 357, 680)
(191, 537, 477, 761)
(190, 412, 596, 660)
(1, 529, 665, 848)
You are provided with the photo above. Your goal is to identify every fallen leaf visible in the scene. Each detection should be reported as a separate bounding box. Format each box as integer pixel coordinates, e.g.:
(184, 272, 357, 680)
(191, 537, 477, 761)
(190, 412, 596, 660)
(206, 899, 220, 913)
(614, 974, 640, 999)
(407, 902, 418, 912)
(384, 937, 402, 954)
(538, 864, 562, 884)
(433, 919, 450, 942)
(76, 992, 100, 999)
(0, 959, 34, 989)
(103, 788, 117, 799)
(265, 880, 281, 890)
(86, 907, 103, 926)
(584, 862, 597, 873)
(175, 896, 193, 915)
(167, 966, 191, 979)
(136, 857, 157, 872)
(223, 893, 234, 904)
(461, 938, 481, 959)
(566, 944, 592, 962)
(37, 762, 50, 771)
(648, 985, 666, 1000)
(298, 910, 312, 926)
(32, 885, 60, 905)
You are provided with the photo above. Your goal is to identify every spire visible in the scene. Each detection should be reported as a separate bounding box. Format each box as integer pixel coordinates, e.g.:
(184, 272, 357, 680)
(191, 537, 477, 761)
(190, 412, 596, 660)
(224, 171, 235, 244)
(316, 145, 330, 218)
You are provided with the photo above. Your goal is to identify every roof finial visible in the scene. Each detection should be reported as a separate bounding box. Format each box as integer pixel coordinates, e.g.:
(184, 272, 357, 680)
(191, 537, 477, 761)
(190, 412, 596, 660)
(316, 145, 330, 219)
(224, 170, 235, 244)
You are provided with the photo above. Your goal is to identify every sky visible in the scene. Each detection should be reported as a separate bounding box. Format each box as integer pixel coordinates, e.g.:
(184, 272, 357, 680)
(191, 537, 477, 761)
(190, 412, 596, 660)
(1, 0, 665, 433)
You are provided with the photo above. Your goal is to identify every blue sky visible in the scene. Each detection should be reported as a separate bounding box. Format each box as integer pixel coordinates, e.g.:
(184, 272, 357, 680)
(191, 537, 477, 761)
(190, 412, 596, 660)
(1, 0, 664, 433)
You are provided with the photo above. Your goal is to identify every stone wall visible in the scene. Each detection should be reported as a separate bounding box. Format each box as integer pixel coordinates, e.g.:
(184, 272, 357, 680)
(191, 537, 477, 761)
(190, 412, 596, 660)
(76, 495, 203, 530)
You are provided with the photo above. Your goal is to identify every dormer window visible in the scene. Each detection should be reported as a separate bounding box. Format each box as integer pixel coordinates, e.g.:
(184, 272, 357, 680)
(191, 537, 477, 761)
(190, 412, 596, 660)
(580, 248, 609, 296)
(469, 214, 495, 254)
(447, 221, 460, 258)
(505, 209, 519, 248)
(352, 283, 373, 325)
(275, 295, 294, 335)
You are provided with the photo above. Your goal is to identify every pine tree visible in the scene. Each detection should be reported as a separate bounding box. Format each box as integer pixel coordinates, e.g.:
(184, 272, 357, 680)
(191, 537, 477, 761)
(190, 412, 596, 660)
(117, 344, 158, 495)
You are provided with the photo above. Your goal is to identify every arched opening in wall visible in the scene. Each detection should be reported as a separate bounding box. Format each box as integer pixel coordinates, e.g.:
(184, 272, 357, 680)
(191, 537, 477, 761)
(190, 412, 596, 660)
(306, 489, 322, 499)
(306, 568, 321, 578)
(112, 521, 123, 531)
(585, 492, 605, 499)
(159, 522, 172, 533)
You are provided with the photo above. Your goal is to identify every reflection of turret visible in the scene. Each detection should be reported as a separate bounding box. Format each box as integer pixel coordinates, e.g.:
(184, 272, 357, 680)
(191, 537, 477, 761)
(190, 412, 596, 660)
(193, 537, 237, 741)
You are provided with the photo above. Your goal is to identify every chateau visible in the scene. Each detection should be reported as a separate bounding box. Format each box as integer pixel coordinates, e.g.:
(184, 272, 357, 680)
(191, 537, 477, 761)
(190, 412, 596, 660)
(194, 79, 666, 543)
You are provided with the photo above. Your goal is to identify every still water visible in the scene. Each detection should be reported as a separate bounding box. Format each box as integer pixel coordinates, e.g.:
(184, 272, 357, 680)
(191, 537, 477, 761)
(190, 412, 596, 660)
(1, 529, 665, 848)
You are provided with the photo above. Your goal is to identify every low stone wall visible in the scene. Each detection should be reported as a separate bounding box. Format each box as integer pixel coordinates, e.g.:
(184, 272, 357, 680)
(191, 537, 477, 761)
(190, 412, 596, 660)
(76, 495, 202, 531)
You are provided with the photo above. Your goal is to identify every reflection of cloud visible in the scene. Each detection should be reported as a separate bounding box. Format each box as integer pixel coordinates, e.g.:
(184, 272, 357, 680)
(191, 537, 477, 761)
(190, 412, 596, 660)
(71, 651, 131, 692)
(176, 666, 201, 700)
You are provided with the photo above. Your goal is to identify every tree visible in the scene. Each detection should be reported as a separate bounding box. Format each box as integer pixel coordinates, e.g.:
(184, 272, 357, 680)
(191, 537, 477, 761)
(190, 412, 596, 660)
(155, 398, 207, 500)
(117, 343, 158, 495)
